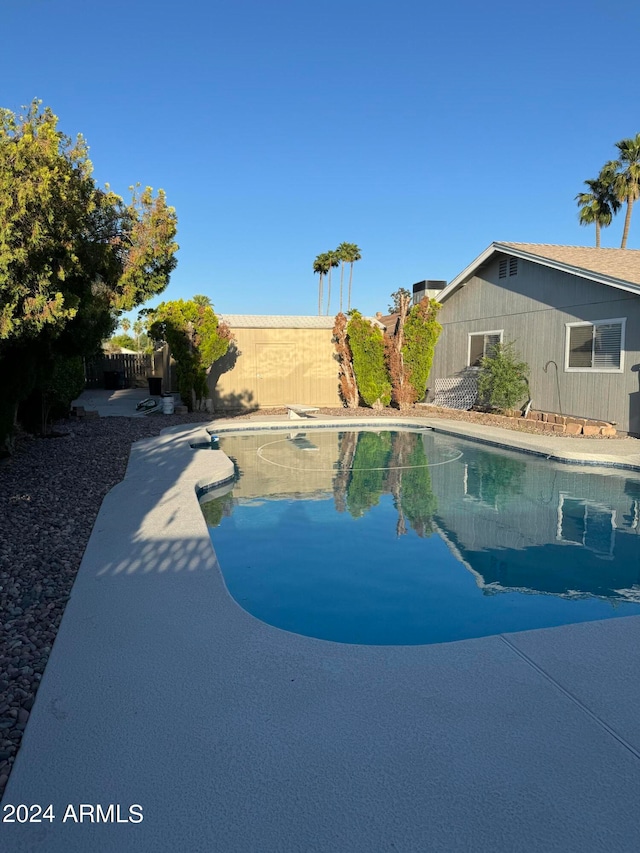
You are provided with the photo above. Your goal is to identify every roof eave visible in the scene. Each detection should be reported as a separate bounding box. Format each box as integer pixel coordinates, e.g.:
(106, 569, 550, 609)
(438, 242, 640, 301)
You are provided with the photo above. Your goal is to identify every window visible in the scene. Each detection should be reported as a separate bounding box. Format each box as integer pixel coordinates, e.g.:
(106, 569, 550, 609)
(557, 495, 616, 559)
(565, 319, 625, 372)
(463, 463, 497, 510)
(468, 330, 502, 367)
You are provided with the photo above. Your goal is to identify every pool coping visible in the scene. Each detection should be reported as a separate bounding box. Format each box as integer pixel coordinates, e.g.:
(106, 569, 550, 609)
(4, 417, 640, 851)
(204, 414, 640, 473)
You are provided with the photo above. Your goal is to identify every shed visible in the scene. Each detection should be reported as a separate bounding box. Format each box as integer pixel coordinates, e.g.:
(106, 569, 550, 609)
(211, 315, 340, 412)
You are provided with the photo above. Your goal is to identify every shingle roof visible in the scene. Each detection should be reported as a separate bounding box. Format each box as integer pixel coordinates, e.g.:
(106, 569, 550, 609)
(220, 315, 336, 329)
(439, 242, 640, 302)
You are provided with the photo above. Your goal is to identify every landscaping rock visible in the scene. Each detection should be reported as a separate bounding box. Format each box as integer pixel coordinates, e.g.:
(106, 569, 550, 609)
(565, 423, 583, 435)
(0, 408, 216, 799)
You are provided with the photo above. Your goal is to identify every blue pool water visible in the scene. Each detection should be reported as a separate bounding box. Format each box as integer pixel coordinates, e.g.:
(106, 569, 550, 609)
(200, 429, 640, 645)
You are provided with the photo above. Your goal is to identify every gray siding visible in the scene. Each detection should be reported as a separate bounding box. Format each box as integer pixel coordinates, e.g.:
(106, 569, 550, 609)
(431, 255, 640, 433)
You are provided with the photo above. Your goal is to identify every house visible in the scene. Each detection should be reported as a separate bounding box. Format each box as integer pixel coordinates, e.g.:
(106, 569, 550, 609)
(429, 243, 640, 435)
(211, 315, 342, 411)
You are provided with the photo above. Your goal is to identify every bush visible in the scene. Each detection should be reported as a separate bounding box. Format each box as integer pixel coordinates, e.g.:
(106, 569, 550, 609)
(346, 311, 391, 408)
(477, 341, 529, 412)
(402, 298, 442, 402)
(18, 355, 86, 434)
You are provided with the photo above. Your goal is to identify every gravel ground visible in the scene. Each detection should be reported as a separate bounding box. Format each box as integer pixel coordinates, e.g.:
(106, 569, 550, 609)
(0, 410, 217, 798)
(0, 403, 625, 799)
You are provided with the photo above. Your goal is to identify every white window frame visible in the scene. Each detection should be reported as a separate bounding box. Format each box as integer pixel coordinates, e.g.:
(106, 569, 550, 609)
(462, 463, 498, 511)
(467, 329, 503, 369)
(556, 494, 616, 560)
(564, 318, 626, 373)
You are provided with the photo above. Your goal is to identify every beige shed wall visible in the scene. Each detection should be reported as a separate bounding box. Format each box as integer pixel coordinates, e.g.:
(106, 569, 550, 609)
(211, 327, 340, 411)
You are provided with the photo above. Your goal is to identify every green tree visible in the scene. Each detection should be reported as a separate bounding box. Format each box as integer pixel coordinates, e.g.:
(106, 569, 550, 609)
(324, 249, 340, 315)
(148, 297, 232, 410)
(332, 312, 359, 408)
(402, 298, 442, 402)
(346, 311, 391, 408)
(388, 287, 411, 313)
(477, 340, 529, 412)
(336, 242, 348, 313)
(18, 354, 87, 436)
(385, 293, 441, 407)
(193, 294, 212, 307)
(313, 253, 330, 316)
(346, 431, 392, 518)
(385, 288, 413, 407)
(387, 431, 437, 538)
(575, 163, 620, 247)
(340, 242, 362, 311)
(107, 333, 137, 351)
(121, 318, 131, 335)
(613, 133, 640, 248)
(0, 101, 178, 445)
(133, 319, 143, 348)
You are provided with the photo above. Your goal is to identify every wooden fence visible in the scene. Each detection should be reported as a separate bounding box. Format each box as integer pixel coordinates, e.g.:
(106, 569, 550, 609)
(84, 353, 154, 389)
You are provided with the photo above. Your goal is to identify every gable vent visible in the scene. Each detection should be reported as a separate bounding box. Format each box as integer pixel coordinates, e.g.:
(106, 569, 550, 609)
(498, 259, 507, 279)
(509, 257, 518, 276)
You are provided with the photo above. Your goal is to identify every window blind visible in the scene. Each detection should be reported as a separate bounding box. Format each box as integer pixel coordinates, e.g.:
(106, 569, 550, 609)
(593, 323, 622, 369)
(568, 322, 622, 369)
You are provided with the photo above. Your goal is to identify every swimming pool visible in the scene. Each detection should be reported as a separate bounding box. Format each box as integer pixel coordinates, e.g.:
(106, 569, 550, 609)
(199, 428, 640, 645)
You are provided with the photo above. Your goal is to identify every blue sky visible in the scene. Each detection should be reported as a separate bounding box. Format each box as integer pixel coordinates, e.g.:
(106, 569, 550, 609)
(3, 0, 639, 320)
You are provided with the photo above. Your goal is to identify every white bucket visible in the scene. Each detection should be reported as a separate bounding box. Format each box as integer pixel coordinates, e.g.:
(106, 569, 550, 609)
(162, 395, 175, 415)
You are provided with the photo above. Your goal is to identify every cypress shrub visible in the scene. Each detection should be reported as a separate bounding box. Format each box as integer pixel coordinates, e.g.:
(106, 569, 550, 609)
(402, 298, 442, 402)
(346, 311, 391, 408)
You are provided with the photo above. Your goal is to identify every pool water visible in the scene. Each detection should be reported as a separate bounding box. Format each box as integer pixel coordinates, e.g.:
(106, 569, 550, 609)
(200, 429, 640, 645)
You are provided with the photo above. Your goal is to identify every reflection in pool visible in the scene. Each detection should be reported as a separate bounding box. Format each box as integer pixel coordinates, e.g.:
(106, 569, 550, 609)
(200, 429, 640, 645)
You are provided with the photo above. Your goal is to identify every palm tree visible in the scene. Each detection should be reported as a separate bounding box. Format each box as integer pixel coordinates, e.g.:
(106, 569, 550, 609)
(337, 242, 349, 313)
(324, 250, 340, 315)
(613, 133, 640, 248)
(575, 163, 620, 247)
(193, 294, 212, 306)
(121, 318, 131, 335)
(342, 243, 362, 310)
(313, 254, 330, 316)
(133, 319, 143, 350)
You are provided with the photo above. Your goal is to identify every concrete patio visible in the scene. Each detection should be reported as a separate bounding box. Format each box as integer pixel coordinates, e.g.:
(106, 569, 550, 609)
(70, 388, 172, 419)
(3, 415, 640, 851)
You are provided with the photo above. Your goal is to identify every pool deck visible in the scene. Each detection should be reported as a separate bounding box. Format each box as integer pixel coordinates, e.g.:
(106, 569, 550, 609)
(4, 413, 640, 851)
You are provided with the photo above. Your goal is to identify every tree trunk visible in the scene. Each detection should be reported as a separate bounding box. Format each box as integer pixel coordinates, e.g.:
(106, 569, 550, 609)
(389, 293, 411, 405)
(318, 273, 323, 316)
(347, 263, 354, 311)
(333, 313, 358, 407)
(339, 261, 345, 313)
(326, 269, 332, 315)
(621, 197, 634, 249)
(595, 221, 601, 248)
(332, 431, 358, 512)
